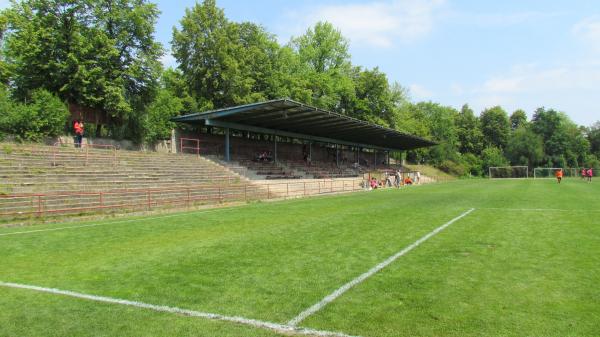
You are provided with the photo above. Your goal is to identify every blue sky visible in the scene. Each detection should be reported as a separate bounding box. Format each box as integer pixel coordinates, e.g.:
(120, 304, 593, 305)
(2, 0, 598, 126)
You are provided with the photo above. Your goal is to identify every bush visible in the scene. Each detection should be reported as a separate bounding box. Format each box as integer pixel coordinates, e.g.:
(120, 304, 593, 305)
(438, 160, 467, 176)
(461, 153, 484, 177)
(0, 89, 69, 142)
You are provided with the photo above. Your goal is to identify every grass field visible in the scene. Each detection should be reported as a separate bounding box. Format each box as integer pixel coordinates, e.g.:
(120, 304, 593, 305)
(1, 179, 599, 337)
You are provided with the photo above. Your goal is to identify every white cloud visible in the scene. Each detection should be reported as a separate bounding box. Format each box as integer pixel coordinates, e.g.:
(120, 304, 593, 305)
(457, 63, 600, 124)
(281, 0, 446, 48)
(409, 84, 433, 100)
(572, 16, 600, 52)
(444, 10, 564, 27)
(0, 0, 9, 9)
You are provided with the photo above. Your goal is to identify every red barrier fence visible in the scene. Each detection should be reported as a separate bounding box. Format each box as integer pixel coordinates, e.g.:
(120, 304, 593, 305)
(0, 176, 455, 220)
(180, 138, 200, 156)
(0, 179, 363, 219)
(52, 142, 118, 167)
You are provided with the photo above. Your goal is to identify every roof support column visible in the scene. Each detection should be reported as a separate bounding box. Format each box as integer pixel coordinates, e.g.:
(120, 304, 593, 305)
(274, 135, 278, 163)
(309, 142, 312, 162)
(336, 144, 339, 167)
(375, 151, 377, 168)
(224, 128, 231, 161)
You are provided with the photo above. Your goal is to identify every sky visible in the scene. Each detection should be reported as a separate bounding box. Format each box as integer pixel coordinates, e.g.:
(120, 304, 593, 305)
(2, 0, 598, 126)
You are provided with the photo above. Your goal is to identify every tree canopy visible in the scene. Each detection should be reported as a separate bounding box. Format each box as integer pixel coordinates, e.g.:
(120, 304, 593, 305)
(0, 0, 597, 175)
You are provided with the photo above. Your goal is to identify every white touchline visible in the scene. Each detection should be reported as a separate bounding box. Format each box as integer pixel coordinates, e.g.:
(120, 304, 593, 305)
(0, 207, 236, 237)
(480, 207, 600, 212)
(0, 281, 360, 337)
(287, 208, 476, 327)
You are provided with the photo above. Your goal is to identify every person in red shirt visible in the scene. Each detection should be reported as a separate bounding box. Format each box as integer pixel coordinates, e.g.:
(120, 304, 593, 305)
(555, 169, 563, 184)
(582, 168, 587, 180)
(587, 168, 593, 182)
(73, 120, 84, 148)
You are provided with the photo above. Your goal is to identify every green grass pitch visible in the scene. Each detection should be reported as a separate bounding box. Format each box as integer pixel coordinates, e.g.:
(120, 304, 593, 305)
(1, 179, 599, 337)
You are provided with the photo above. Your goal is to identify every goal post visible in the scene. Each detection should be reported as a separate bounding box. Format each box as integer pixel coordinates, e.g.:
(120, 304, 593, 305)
(533, 167, 579, 179)
(488, 166, 529, 179)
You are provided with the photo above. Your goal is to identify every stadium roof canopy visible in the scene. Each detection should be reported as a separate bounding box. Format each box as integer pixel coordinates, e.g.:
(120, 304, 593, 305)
(172, 99, 436, 151)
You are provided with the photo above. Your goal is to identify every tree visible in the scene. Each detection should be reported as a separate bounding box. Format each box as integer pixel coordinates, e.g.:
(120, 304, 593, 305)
(408, 102, 459, 165)
(351, 67, 395, 127)
(588, 122, 600, 157)
(456, 104, 484, 155)
(531, 107, 589, 167)
(288, 22, 354, 112)
(172, 0, 288, 109)
(290, 21, 350, 74)
(143, 89, 183, 143)
(480, 106, 510, 149)
(2, 0, 163, 138)
(505, 127, 544, 167)
(510, 109, 528, 130)
(481, 147, 509, 174)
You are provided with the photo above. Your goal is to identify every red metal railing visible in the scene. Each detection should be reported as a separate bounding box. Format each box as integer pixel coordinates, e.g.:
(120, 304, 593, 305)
(0, 177, 455, 219)
(52, 142, 118, 167)
(180, 138, 200, 156)
(0, 179, 363, 219)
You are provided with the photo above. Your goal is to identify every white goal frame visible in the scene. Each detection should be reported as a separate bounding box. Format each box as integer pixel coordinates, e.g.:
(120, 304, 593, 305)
(488, 166, 529, 179)
(533, 167, 579, 179)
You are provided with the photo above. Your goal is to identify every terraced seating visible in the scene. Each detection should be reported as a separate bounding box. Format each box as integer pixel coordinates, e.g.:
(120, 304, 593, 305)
(281, 160, 359, 179)
(236, 158, 301, 180)
(0, 143, 246, 195)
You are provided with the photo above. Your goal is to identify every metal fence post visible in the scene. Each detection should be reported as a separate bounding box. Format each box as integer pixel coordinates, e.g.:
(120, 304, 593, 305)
(99, 192, 104, 208)
(187, 188, 191, 207)
(147, 190, 151, 210)
(37, 195, 42, 217)
(267, 185, 271, 199)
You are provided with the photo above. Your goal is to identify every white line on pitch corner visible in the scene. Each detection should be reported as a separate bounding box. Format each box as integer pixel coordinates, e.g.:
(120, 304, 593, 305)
(0, 207, 235, 237)
(0, 281, 360, 337)
(287, 208, 476, 327)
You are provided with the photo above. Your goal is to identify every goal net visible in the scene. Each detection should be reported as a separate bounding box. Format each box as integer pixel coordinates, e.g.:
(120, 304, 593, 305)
(489, 166, 529, 179)
(533, 168, 579, 179)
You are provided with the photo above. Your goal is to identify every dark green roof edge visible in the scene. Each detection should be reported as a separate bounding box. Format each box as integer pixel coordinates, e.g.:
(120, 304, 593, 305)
(171, 98, 438, 148)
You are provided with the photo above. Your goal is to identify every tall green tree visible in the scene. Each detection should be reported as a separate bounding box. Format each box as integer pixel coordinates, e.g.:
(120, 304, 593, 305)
(480, 106, 510, 149)
(2, 0, 162, 137)
(456, 104, 484, 155)
(531, 108, 589, 167)
(351, 67, 396, 127)
(505, 127, 544, 167)
(510, 109, 528, 130)
(172, 0, 287, 109)
(288, 21, 354, 112)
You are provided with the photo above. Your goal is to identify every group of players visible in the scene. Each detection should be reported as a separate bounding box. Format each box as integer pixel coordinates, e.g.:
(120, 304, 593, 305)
(555, 168, 593, 184)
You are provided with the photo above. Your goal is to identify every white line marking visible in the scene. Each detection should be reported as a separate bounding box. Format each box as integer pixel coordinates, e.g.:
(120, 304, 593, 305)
(0, 207, 235, 237)
(0, 281, 359, 337)
(479, 207, 600, 213)
(288, 208, 476, 326)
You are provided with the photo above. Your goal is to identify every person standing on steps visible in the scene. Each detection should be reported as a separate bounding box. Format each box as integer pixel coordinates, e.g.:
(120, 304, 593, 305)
(74, 120, 84, 148)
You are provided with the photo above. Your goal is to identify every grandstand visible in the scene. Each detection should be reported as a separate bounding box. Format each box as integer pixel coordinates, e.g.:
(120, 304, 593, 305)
(0, 99, 436, 220)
